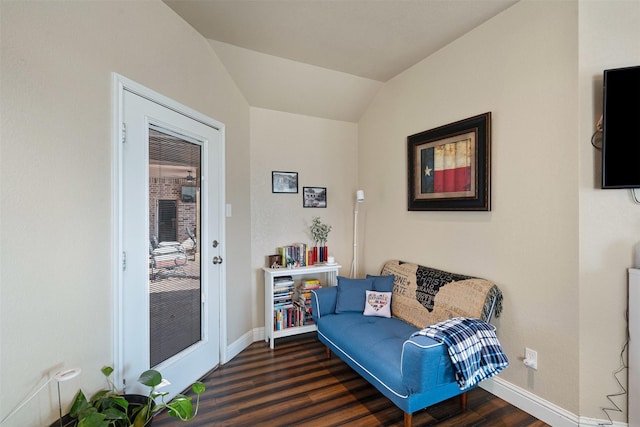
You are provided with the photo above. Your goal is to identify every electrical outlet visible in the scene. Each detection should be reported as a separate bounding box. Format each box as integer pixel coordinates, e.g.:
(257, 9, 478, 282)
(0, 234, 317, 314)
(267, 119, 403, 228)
(524, 347, 538, 370)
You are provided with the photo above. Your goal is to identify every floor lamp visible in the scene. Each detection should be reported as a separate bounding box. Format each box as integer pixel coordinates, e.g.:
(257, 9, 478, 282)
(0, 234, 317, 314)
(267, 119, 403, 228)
(0, 367, 81, 426)
(350, 190, 365, 278)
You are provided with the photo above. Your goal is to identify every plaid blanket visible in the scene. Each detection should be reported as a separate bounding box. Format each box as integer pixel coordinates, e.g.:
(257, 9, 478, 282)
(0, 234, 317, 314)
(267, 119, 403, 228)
(412, 317, 508, 389)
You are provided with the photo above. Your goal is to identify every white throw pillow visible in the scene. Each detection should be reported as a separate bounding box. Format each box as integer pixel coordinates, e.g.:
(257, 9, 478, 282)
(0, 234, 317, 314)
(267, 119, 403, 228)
(363, 290, 392, 318)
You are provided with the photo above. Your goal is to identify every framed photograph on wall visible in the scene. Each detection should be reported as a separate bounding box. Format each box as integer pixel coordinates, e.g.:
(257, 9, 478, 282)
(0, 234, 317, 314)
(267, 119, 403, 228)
(303, 187, 327, 208)
(272, 171, 298, 193)
(407, 112, 491, 211)
(181, 186, 197, 203)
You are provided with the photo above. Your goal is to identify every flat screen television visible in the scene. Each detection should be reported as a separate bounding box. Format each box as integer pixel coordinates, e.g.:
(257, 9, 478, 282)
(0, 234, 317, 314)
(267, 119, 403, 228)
(601, 65, 640, 189)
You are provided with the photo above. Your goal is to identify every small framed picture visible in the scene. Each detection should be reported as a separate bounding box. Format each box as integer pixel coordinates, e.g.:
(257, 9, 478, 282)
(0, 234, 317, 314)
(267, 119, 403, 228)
(181, 186, 197, 203)
(303, 187, 327, 208)
(272, 171, 298, 193)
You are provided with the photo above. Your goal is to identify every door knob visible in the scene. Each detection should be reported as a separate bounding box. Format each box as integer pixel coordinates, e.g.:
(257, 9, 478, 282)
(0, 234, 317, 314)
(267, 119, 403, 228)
(212, 256, 223, 264)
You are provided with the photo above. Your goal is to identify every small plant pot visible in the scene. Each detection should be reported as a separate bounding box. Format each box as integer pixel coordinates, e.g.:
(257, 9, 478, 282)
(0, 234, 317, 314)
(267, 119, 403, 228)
(49, 413, 75, 427)
(124, 393, 155, 426)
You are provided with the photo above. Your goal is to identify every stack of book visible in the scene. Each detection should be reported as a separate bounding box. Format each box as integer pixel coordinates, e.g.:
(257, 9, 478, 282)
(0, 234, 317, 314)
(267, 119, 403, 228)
(273, 275, 304, 331)
(276, 243, 309, 267)
(295, 279, 322, 325)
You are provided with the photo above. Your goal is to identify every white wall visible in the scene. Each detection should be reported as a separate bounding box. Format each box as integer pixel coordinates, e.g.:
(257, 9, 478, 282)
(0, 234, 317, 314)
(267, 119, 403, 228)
(249, 107, 358, 327)
(359, 0, 580, 416)
(3, 0, 640, 424)
(579, 0, 640, 422)
(0, 1, 251, 425)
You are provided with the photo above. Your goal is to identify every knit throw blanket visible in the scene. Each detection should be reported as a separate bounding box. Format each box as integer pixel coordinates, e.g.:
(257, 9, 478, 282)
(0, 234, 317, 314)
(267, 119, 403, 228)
(412, 317, 509, 389)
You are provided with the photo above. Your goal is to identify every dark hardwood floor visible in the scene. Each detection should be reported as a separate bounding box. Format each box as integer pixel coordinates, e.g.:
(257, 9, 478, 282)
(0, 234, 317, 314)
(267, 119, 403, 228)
(153, 333, 549, 426)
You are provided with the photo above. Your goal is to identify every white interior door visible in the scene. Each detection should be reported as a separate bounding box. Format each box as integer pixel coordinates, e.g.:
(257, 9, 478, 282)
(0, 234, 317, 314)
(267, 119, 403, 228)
(115, 79, 224, 398)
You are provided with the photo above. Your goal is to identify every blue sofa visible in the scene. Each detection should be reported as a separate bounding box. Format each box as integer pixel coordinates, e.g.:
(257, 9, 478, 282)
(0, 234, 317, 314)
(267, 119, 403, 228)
(311, 260, 505, 427)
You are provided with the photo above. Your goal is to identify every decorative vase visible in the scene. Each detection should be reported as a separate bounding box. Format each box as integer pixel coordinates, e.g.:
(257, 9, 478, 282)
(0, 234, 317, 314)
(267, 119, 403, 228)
(319, 246, 324, 263)
(313, 246, 318, 264)
(323, 246, 328, 262)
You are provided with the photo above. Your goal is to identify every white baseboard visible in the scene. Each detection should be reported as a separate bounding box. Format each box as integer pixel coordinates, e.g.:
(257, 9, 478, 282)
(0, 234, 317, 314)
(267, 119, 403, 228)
(481, 377, 628, 427)
(579, 417, 627, 427)
(224, 328, 261, 363)
(480, 377, 578, 427)
(580, 417, 629, 427)
(253, 327, 265, 344)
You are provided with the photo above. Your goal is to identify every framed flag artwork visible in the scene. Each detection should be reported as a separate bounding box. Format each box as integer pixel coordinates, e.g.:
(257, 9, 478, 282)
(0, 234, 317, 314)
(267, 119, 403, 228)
(407, 113, 491, 211)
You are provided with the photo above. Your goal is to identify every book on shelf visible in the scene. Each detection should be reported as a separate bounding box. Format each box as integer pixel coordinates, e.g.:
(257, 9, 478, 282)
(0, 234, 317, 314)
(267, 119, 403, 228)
(298, 278, 321, 290)
(274, 291, 292, 296)
(273, 275, 294, 295)
(276, 243, 309, 267)
(274, 289, 293, 300)
(269, 266, 337, 332)
(273, 302, 308, 331)
(274, 301, 293, 309)
(280, 278, 321, 328)
(295, 279, 321, 306)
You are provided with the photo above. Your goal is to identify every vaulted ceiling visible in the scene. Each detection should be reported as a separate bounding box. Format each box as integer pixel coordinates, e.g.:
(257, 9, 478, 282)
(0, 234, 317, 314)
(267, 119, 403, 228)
(164, 0, 518, 121)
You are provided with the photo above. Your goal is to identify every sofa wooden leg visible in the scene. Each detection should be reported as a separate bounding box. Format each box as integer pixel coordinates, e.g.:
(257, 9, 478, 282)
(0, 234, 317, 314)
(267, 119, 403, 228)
(460, 392, 468, 410)
(325, 346, 331, 359)
(404, 412, 412, 427)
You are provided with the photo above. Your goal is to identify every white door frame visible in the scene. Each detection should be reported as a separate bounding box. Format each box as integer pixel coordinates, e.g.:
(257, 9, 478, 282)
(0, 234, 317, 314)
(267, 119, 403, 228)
(111, 73, 227, 389)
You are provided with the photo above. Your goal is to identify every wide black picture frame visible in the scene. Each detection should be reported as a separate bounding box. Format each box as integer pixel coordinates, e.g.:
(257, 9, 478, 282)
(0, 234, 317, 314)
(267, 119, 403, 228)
(407, 112, 491, 211)
(272, 171, 298, 193)
(303, 187, 327, 208)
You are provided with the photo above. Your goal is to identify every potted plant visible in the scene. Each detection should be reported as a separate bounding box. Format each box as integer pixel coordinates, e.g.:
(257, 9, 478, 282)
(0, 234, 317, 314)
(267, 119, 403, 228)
(309, 216, 331, 263)
(58, 366, 205, 427)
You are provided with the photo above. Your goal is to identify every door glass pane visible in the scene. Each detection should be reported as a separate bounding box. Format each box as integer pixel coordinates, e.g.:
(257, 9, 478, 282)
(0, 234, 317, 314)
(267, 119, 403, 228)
(148, 127, 202, 367)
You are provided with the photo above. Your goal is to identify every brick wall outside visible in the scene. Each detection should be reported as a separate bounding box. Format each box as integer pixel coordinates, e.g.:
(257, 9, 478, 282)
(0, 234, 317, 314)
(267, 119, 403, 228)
(149, 177, 198, 245)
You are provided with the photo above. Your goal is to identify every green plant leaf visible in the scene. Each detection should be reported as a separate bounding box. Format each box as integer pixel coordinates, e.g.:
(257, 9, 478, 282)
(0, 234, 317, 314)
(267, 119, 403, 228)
(151, 391, 169, 399)
(192, 381, 206, 395)
(100, 366, 114, 378)
(77, 412, 108, 427)
(70, 366, 202, 426)
(137, 369, 162, 387)
(171, 394, 188, 401)
(107, 395, 129, 412)
(70, 390, 88, 418)
(101, 407, 127, 420)
(167, 397, 193, 421)
(132, 404, 150, 427)
(89, 389, 110, 402)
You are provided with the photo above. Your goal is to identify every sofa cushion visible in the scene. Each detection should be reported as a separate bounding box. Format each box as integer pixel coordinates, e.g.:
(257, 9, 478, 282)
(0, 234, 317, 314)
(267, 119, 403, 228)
(366, 274, 395, 293)
(316, 312, 421, 395)
(335, 276, 374, 313)
(363, 290, 392, 318)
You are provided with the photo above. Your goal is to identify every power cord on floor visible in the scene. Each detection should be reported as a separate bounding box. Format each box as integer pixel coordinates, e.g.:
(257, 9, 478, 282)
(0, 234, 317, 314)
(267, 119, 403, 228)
(598, 309, 629, 426)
